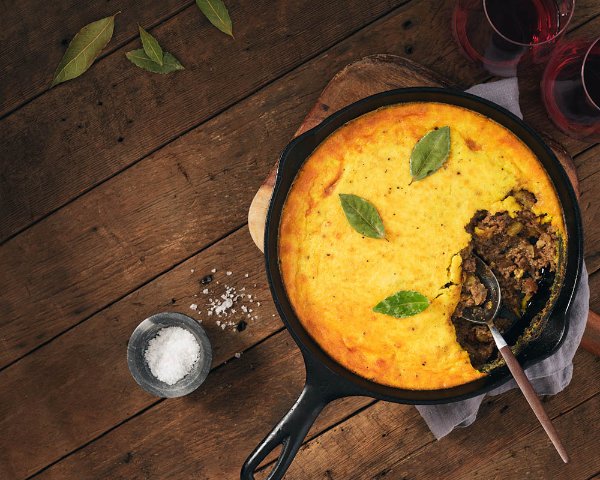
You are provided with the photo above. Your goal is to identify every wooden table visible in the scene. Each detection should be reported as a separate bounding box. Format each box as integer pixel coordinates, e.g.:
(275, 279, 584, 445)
(1, 1, 598, 478)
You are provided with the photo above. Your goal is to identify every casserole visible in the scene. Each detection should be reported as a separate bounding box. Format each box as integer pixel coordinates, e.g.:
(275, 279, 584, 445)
(241, 88, 583, 480)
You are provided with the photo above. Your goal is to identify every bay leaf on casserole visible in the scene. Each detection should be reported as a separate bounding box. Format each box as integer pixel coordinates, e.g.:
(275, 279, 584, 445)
(409, 126, 451, 181)
(373, 290, 429, 318)
(196, 0, 233, 37)
(138, 25, 163, 66)
(126, 49, 185, 74)
(52, 13, 118, 86)
(339, 194, 385, 239)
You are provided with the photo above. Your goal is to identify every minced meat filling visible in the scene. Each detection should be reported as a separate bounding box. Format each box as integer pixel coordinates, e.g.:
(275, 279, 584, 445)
(451, 190, 559, 368)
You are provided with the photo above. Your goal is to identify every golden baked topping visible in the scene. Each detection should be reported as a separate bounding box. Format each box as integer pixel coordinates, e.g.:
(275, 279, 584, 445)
(279, 102, 565, 390)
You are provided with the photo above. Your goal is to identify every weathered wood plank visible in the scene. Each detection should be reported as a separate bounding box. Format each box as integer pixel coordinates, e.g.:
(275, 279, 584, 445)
(0, 0, 187, 116)
(0, 0, 479, 370)
(34, 329, 370, 480)
(0, 0, 405, 242)
(0, 228, 272, 478)
(5, 0, 598, 244)
(34, 349, 599, 479)
(0, 226, 371, 479)
(575, 144, 600, 275)
(3, 0, 598, 121)
(279, 350, 600, 479)
(400, 393, 600, 480)
(590, 271, 600, 312)
(4, 0, 599, 374)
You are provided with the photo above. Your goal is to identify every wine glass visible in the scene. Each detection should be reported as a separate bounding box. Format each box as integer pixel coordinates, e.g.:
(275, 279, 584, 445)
(542, 36, 600, 141)
(452, 0, 576, 77)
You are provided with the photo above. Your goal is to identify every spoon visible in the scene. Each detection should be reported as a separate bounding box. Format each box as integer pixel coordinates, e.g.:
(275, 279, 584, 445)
(461, 255, 569, 463)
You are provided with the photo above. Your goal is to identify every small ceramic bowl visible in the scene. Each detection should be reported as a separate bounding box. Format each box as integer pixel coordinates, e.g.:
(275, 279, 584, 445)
(127, 312, 212, 398)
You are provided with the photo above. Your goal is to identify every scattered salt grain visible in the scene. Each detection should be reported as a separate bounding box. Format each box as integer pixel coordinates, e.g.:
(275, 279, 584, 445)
(226, 271, 232, 276)
(144, 327, 200, 385)
(191, 269, 195, 273)
(189, 304, 198, 311)
(211, 268, 217, 273)
(202, 288, 209, 294)
(244, 273, 249, 278)
(234, 352, 242, 359)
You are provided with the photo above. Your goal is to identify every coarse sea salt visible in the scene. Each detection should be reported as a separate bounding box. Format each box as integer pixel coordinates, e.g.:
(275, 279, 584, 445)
(194, 269, 262, 330)
(144, 327, 200, 385)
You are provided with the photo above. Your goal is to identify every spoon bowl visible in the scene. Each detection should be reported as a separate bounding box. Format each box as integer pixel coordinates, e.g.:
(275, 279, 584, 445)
(460, 255, 502, 325)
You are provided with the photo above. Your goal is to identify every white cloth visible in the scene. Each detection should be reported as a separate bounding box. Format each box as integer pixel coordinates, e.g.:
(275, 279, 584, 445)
(415, 78, 590, 438)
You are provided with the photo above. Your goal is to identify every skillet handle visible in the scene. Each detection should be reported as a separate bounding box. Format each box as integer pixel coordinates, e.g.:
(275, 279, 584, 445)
(240, 380, 329, 480)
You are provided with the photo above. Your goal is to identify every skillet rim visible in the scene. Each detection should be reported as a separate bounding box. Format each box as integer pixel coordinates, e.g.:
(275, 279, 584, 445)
(264, 87, 583, 404)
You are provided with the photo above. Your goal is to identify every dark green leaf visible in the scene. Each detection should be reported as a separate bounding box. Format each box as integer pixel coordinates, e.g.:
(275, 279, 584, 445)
(196, 0, 233, 37)
(373, 290, 429, 318)
(139, 25, 163, 66)
(52, 13, 118, 86)
(126, 49, 185, 74)
(339, 194, 385, 239)
(410, 126, 451, 181)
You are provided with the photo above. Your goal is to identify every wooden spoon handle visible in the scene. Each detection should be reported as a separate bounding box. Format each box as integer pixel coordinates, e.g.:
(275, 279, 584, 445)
(497, 343, 569, 463)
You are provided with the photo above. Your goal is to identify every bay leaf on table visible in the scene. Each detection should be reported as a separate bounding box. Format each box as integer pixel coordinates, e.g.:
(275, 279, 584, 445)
(373, 290, 429, 318)
(126, 49, 185, 74)
(339, 193, 385, 239)
(409, 126, 451, 181)
(196, 0, 234, 37)
(52, 13, 118, 87)
(138, 25, 163, 66)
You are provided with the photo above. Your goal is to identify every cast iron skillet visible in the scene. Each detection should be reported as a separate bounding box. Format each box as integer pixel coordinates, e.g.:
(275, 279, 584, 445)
(241, 88, 583, 480)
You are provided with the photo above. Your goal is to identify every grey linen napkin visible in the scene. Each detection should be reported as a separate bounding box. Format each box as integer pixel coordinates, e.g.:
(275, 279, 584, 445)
(415, 78, 590, 439)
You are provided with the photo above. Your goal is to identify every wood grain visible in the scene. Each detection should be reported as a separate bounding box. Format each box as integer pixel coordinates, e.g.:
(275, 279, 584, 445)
(0, 0, 187, 116)
(281, 350, 600, 479)
(0, 0, 595, 418)
(0, 0, 407, 242)
(34, 329, 370, 480)
(575, 144, 600, 276)
(0, 1, 428, 370)
(582, 311, 600, 357)
(5, 0, 597, 245)
(38, 349, 600, 479)
(0, 225, 371, 478)
(1, 1, 598, 478)
(0, 228, 276, 478)
(0, 0, 499, 370)
(397, 393, 600, 480)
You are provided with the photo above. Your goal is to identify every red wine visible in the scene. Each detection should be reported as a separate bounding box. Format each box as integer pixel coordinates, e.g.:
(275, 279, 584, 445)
(453, 0, 567, 76)
(584, 53, 600, 109)
(542, 40, 600, 141)
(486, 0, 560, 45)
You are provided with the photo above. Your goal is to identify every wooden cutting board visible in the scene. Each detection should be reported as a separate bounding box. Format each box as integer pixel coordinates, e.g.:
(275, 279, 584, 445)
(247, 54, 598, 355)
